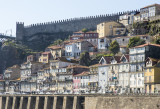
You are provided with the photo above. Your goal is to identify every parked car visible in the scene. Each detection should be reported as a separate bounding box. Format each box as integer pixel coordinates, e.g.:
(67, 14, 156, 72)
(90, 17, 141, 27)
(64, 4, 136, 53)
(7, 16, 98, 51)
(46, 92, 52, 95)
(4, 92, 10, 95)
(38, 92, 44, 95)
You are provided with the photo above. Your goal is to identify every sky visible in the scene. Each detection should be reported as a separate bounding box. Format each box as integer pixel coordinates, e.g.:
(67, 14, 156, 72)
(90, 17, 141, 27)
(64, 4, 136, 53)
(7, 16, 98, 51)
(0, 0, 159, 36)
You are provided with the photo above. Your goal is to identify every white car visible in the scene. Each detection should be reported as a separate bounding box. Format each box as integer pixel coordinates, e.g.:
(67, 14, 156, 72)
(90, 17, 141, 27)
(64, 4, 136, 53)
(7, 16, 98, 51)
(38, 92, 44, 95)
(46, 92, 52, 95)
(4, 92, 10, 95)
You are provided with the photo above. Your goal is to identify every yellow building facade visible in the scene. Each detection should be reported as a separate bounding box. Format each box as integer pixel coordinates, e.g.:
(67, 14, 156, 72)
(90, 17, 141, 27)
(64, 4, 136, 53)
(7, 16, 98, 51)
(145, 58, 160, 93)
(39, 52, 51, 63)
(97, 21, 126, 38)
(46, 46, 64, 59)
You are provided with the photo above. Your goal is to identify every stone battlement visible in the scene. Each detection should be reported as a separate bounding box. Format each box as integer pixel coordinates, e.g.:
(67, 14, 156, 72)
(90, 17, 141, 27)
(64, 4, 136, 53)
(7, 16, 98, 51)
(16, 10, 139, 41)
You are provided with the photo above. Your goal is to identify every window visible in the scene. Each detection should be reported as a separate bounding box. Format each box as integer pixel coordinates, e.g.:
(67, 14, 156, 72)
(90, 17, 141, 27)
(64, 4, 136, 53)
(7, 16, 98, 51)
(145, 68, 147, 72)
(102, 72, 105, 75)
(145, 77, 147, 82)
(149, 76, 151, 81)
(126, 81, 128, 85)
(134, 74, 136, 78)
(138, 80, 141, 85)
(109, 25, 112, 29)
(149, 68, 151, 72)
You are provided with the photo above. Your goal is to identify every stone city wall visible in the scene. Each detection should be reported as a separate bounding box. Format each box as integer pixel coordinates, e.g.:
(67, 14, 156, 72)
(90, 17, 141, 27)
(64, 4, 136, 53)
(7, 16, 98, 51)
(16, 10, 138, 41)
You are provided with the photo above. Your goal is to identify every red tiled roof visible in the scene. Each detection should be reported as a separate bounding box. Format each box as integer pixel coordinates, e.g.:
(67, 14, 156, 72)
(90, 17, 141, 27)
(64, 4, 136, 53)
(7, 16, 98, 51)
(67, 65, 89, 69)
(120, 46, 127, 48)
(120, 54, 129, 62)
(66, 40, 94, 46)
(47, 46, 62, 50)
(134, 44, 160, 48)
(112, 35, 148, 39)
(141, 4, 160, 9)
(41, 52, 51, 55)
(65, 39, 83, 45)
(50, 57, 78, 63)
(73, 71, 89, 77)
(27, 55, 33, 58)
(103, 56, 112, 64)
(114, 56, 121, 63)
(70, 35, 83, 38)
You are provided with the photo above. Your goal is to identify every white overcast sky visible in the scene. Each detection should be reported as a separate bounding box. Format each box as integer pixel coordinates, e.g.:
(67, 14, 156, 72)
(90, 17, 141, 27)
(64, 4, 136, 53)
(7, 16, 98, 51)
(0, 0, 159, 36)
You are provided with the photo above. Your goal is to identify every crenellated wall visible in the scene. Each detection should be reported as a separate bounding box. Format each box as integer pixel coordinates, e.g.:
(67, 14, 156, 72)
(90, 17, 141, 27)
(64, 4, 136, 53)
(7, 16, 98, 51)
(16, 10, 139, 41)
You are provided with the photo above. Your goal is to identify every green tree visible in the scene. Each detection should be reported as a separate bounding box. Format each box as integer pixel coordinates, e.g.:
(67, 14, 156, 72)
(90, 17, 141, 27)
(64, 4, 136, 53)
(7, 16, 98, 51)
(82, 28, 88, 33)
(109, 40, 120, 55)
(128, 37, 146, 48)
(149, 24, 159, 36)
(51, 39, 63, 46)
(79, 51, 91, 66)
(154, 37, 160, 45)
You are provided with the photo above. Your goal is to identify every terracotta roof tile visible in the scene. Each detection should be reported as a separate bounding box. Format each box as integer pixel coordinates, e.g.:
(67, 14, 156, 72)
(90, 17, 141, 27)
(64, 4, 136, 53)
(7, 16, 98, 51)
(103, 56, 112, 64)
(47, 46, 62, 50)
(67, 65, 89, 69)
(114, 56, 121, 63)
(112, 35, 148, 39)
(27, 55, 33, 58)
(141, 4, 160, 9)
(71, 35, 83, 38)
(41, 52, 51, 55)
(73, 71, 89, 77)
(133, 44, 160, 48)
(120, 46, 127, 48)
(50, 57, 78, 63)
